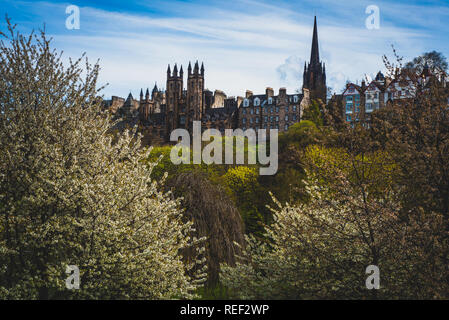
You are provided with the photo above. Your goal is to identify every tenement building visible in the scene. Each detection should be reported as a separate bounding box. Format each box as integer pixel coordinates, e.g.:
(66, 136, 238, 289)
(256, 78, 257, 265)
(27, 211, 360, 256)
(340, 64, 448, 126)
(103, 17, 327, 145)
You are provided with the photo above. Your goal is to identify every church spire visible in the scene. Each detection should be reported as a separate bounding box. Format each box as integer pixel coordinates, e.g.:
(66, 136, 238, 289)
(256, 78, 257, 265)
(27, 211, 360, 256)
(310, 16, 320, 67)
(303, 16, 327, 102)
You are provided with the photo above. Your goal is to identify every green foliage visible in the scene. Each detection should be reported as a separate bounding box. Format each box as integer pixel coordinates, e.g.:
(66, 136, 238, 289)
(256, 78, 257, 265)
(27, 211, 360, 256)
(302, 100, 323, 127)
(222, 167, 267, 236)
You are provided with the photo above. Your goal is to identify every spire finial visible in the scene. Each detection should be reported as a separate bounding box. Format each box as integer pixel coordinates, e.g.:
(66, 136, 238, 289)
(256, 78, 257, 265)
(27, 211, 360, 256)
(310, 16, 320, 66)
(173, 63, 178, 76)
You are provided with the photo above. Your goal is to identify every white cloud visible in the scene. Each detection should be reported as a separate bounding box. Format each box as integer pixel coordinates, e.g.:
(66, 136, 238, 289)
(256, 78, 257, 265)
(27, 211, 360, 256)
(9, 0, 446, 99)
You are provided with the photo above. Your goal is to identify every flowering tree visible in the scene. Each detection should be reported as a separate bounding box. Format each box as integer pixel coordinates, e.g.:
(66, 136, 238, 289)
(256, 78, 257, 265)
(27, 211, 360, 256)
(221, 145, 448, 299)
(0, 19, 205, 299)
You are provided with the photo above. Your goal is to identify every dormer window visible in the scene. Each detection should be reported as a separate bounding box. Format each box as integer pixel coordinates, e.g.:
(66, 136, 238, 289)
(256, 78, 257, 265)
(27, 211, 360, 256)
(268, 97, 273, 104)
(243, 99, 249, 107)
(293, 95, 298, 103)
(254, 97, 260, 106)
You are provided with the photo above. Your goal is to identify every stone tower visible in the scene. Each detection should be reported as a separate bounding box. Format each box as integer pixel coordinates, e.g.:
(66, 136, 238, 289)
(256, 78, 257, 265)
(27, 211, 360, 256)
(303, 16, 327, 103)
(186, 61, 205, 131)
(166, 64, 183, 135)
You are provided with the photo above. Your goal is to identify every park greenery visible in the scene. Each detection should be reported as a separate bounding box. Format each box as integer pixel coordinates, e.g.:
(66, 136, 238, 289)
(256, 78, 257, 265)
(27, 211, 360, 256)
(0, 19, 448, 299)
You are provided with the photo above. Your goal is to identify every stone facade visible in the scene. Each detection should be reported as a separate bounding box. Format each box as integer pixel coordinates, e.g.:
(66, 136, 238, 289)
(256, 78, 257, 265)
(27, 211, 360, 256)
(103, 16, 325, 145)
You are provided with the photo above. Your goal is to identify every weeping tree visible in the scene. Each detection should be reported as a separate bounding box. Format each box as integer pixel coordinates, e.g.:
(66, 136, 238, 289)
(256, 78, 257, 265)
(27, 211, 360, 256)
(0, 18, 205, 299)
(166, 171, 245, 289)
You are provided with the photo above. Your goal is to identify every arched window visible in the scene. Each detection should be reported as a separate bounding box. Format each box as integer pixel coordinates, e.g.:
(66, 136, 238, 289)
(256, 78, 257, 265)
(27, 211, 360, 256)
(268, 97, 273, 105)
(243, 99, 249, 107)
(294, 95, 298, 102)
(254, 97, 260, 106)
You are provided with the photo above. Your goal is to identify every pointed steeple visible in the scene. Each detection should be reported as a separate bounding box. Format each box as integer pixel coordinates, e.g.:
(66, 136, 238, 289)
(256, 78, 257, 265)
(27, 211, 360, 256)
(194, 60, 199, 74)
(145, 88, 150, 100)
(180, 65, 184, 77)
(188, 61, 192, 75)
(200, 62, 204, 76)
(310, 16, 320, 66)
(125, 92, 133, 105)
(303, 16, 327, 102)
(140, 88, 144, 100)
(173, 63, 178, 77)
(167, 64, 171, 76)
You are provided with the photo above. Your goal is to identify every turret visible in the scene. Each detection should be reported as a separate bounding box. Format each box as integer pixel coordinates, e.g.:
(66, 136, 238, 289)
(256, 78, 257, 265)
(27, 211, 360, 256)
(194, 60, 199, 74)
(173, 64, 178, 77)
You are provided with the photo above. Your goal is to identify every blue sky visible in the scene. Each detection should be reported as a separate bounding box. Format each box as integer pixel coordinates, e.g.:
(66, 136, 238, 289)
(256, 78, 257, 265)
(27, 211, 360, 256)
(1, 0, 448, 99)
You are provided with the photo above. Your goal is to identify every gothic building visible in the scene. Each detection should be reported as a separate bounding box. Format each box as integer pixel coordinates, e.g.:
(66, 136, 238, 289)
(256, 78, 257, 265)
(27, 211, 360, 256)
(103, 16, 326, 145)
(303, 16, 327, 102)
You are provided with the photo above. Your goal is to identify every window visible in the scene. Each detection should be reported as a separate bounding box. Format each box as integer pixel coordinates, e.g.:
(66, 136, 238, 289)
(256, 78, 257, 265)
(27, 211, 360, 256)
(264, 116, 268, 122)
(285, 115, 289, 121)
(270, 107, 274, 113)
(243, 99, 249, 107)
(256, 108, 260, 114)
(293, 105, 297, 112)
(255, 117, 259, 123)
(242, 118, 246, 124)
(346, 104, 352, 112)
(285, 106, 289, 112)
(268, 97, 273, 104)
(346, 115, 351, 122)
(293, 114, 297, 121)
(270, 116, 274, 122)
(254, 97, 260, 106)
(284, 124, 289, 131)
(276, 107, 279, 113)
(276, 116, 279, 122)
(346, 96, 353, 102)
(294, 95, 298, 102)
(242, 109, 246, 115)
(250, 118, 253, 124)
(250, 108, 254, 115)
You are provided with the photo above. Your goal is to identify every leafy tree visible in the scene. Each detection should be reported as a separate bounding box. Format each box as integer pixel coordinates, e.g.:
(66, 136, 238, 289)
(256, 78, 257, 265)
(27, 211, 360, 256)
(0, 19, 205, 299)
(166, 172, 245, 288)
(221, 144, 448, 299)
(302, 100, 323, 127)
(404, 51, 448, 75)
(222, 166, 267, 237)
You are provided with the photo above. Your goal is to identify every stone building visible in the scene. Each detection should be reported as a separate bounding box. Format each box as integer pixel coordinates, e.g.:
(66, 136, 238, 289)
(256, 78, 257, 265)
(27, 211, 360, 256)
(103, 16, 325, 145)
